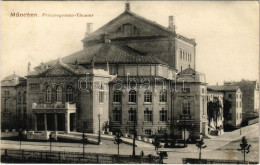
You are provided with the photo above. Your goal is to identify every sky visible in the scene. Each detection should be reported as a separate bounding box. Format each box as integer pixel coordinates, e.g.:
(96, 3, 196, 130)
(1, 1, 259, 85)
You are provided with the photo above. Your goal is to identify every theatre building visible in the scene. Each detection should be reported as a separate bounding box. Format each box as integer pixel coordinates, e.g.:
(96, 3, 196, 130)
(2, 3, 208, 139)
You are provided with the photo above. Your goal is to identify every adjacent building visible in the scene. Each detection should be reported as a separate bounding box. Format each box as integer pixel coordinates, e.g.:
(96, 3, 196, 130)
(208, 84, 242, 129)
(1, 73, 27, 131)
(224, 80, 259, 121)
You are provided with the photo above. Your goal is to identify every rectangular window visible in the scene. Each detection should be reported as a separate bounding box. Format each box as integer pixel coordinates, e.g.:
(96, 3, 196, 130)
(159, 110, 167, 122)
(180, 50, 182, 59)
(144, 109, 152, 122)
(240, 94, 242, 99)
(240, 113, 242, 119)
(144, 91, 152, 103)
(145, 129, 152, 135)
(240, 101, 242, 108)
(128, 109, 136, 122)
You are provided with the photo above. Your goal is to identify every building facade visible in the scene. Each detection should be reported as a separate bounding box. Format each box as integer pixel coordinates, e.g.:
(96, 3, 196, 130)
(1, 3, 208, 139)
(208, 85, 242, 129)
(1, 73, 27, 131)
(224, 80, 259, 121)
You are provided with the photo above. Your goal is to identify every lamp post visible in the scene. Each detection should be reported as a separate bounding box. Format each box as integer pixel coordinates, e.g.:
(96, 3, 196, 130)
(132, 111, 136, 157)
(82, 132, 85, 156)
(19, 130, 22, 151)
(49, 132, 52, 153)
(98, 114, 101, 145)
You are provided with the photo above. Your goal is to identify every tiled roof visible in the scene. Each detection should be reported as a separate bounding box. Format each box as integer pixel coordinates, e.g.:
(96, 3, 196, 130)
(208, 85, 240, 92)
(1, 74, 26, 87)
(38, 43, 167, 68)
(93, 43, 167, 65)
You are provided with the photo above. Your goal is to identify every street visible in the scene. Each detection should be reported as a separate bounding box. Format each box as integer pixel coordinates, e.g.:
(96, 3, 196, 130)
(1, 123, 259, 164)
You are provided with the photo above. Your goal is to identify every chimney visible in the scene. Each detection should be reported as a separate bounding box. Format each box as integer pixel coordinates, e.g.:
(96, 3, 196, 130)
(168, 16, 175, 31)
(28, 62, 31, 72)
(125, 2, 130, 12)
(85, 23, 93, 37)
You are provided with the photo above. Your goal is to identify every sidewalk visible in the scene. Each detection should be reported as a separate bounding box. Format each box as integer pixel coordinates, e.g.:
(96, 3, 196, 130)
(68, 132, 154, 148)
(204, 123, 259, 150)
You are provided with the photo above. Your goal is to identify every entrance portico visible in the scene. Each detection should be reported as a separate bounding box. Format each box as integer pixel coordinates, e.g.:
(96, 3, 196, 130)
(32, 102, 76, 133)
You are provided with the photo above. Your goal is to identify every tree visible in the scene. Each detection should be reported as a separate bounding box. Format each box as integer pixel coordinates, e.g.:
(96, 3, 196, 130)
(207, 97, 222, 129)
(196, 138, 207, 161)
(114, 130, 123, 156)
(237, 136, 251, 162)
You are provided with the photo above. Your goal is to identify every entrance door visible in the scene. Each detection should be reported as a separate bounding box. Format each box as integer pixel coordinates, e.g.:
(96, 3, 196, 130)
(57, 113, 65, 131)
(47, 114, 55, 131)
(182, 128, 189, 140)
(36, 113, 44, 131)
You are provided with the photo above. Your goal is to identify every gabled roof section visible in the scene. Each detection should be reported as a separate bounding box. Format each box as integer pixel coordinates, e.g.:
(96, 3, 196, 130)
(38, 60, 79, 77)
(82, 9, 175, 43)
(208, 85, 240, 92)
(179, 67, 196, 75)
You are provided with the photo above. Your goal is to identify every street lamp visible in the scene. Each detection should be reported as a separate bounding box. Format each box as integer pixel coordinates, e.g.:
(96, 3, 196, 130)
(82, 132, 86, 156)
(49, 132, 52, 153)
(132, 111, 136, 157)
(19, 130, 23, 151)
(98, 114, 101, 145)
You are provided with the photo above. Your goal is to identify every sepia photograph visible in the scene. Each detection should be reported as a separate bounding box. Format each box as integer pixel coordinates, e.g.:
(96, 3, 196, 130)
(1, 1, 259, 164)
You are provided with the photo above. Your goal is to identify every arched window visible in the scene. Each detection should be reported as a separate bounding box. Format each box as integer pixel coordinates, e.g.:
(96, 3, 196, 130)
(66, 85, 73, 102)
(18, 91, 22, 104)
(56, 86, 62, 102)
(113, 90, 122, 103)
(23, 91, 27, 104)
(128, 108, 136, 122)
(46, 86, 52, 103)
(99, 85, 104, 103)
(182, 98, 191, 114)
(144, 108, 152, 122)
(117, 24, 139, 36)
(4, 99, 9, 112)
(144, 90, 152, 103)
(159, 89, 167, 102)
(129, 90, 137, 103)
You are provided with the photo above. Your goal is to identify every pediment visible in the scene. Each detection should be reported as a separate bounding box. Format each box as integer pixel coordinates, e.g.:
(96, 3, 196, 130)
(84, 11, 172, 42)
(40, 64, 77, 77)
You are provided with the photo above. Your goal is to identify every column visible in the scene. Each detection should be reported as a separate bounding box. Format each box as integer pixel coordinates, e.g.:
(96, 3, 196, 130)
(65, 112, 70, 133)
(44, 113, 47, 131)
(54, 113, 58, 132)
(34, 113, 37, 131)
(73, 113, 76, 131)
